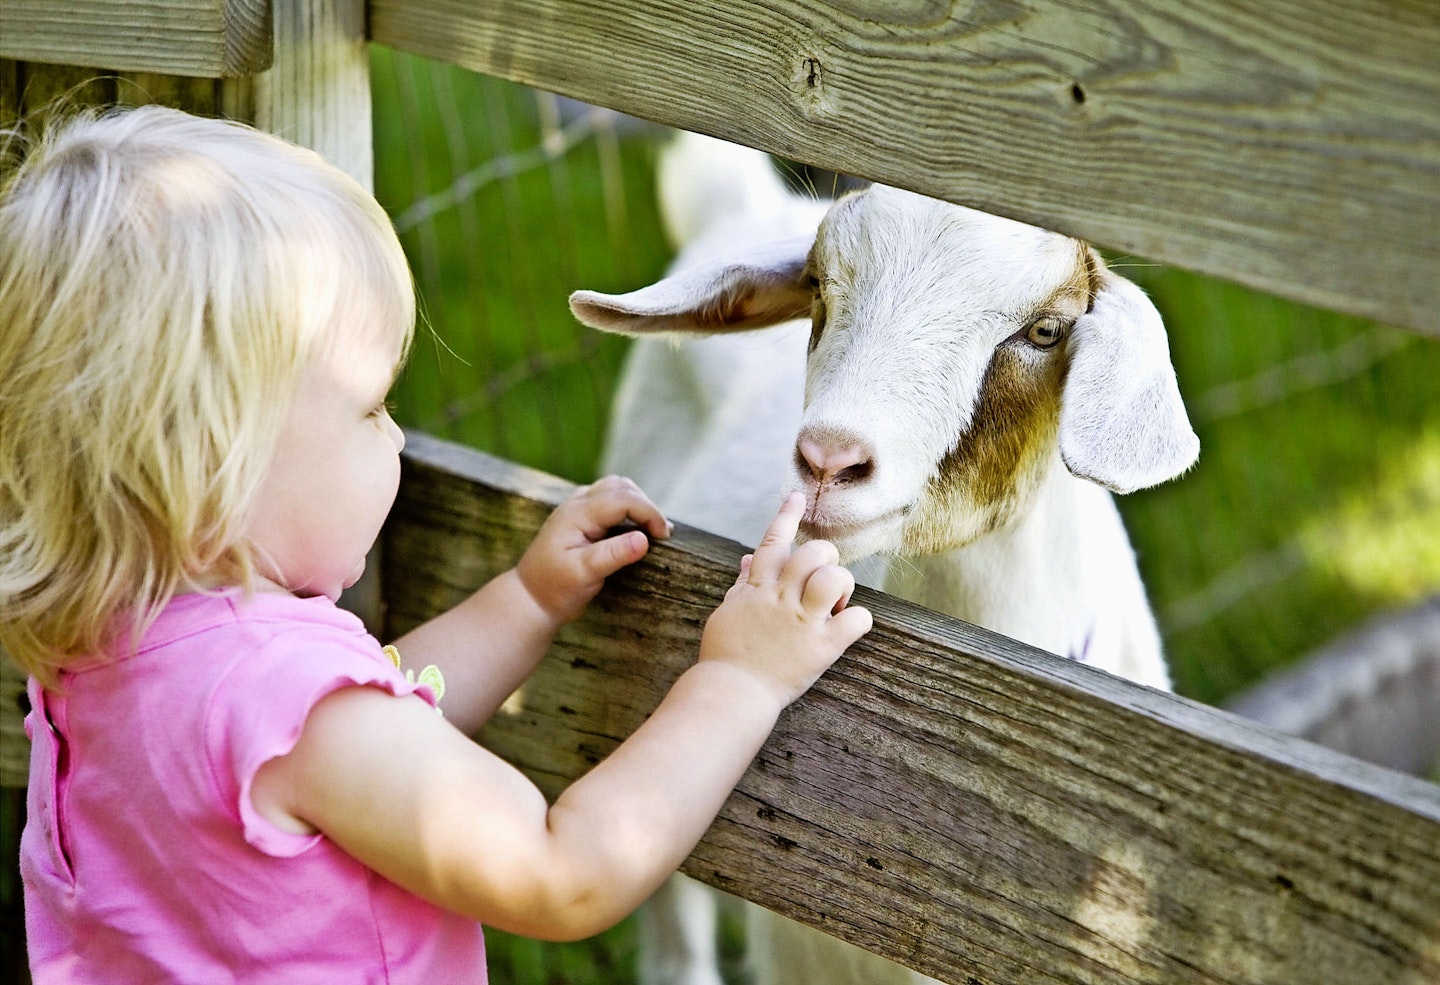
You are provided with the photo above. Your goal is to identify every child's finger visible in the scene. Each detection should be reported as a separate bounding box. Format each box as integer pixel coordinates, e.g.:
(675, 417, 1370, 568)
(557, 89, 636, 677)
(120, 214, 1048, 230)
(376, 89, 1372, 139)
(829, 605, 874, 647)
(800, 564, 855, 617)
(579, 476, 673, 541)
(734, 554, 754, 586)
(784, 539, 840, 585)
(581, 528, 651, 579)
(747, 493, 805, 584)
(622, 490, 673, 541)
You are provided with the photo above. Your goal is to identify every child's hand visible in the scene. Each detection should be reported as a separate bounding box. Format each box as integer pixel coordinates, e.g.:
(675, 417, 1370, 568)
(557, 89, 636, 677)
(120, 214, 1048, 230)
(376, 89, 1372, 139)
(517, 475, 672, 624)
(698, 493, 873, 708)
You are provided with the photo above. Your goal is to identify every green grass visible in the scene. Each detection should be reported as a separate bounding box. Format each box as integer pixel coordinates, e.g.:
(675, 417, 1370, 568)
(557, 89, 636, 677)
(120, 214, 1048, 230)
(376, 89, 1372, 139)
(482, 923, 638, 985)
(371, 45, 672, 485)
(370, 46, 1440, 981)
(1119, 267, 1440, 703)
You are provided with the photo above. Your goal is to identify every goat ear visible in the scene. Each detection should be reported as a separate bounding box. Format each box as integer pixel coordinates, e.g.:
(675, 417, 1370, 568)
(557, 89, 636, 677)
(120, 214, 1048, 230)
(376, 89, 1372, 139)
(1059, 261, 1199, 494)
(569, 235, 815, 336)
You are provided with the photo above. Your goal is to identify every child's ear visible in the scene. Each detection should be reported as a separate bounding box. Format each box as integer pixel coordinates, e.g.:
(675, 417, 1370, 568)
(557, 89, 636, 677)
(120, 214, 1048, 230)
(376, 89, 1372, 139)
(569, 235, 816, 336)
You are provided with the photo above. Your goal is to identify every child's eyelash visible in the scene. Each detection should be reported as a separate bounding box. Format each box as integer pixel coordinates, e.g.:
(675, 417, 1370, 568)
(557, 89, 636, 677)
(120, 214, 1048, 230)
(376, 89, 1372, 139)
(370, 400, 397, 418)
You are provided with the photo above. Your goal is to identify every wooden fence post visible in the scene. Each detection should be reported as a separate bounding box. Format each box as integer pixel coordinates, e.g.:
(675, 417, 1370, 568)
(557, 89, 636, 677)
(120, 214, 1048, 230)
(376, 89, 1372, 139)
(255, 0, 371, 188)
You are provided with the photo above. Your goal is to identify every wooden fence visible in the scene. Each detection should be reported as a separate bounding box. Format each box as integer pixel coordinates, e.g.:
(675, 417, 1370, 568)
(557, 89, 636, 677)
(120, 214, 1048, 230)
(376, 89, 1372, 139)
(3, 2, 1440, 983)
(390, 432, 1440, 984)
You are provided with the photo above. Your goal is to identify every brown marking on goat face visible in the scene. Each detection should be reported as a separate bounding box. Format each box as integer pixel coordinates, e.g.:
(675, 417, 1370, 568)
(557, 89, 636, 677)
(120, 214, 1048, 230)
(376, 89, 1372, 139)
(1080, 243, 1103, 309)
(904, 348, 1065, 554)
(901, 241, 1091, 555)
(808, 292, 828, 352)
(806, 193, 870, 351)
(801, 250, 828, 352)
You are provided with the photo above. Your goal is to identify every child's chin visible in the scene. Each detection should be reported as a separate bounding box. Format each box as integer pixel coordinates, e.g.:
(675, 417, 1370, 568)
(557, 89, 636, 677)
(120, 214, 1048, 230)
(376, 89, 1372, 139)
(336, 563, 368, 599)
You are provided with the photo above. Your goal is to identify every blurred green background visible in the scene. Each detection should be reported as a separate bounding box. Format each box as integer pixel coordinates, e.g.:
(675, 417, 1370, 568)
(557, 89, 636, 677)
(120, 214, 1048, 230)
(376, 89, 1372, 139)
(369, 45, 1440, 983)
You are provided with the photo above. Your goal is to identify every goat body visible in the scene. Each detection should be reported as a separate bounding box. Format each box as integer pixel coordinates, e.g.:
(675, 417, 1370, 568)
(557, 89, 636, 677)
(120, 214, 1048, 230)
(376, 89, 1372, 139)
(576, 133, 1197, 985)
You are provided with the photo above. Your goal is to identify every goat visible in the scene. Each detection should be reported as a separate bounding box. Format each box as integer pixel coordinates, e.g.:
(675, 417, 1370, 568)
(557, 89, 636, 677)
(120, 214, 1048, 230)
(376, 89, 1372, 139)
(573, 132, 1198, 985)
(589, 135, 834, 985)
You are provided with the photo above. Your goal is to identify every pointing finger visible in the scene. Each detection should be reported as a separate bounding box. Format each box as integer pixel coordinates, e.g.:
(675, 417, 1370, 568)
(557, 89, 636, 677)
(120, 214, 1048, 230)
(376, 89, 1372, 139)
(747, 493, 805, 584)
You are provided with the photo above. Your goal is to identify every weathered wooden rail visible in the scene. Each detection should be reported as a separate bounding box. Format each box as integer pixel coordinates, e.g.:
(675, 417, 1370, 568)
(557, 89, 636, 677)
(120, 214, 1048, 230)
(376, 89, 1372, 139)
(387, 432, 1440, 985)
(370, 0, 1440, 336)
(3, 1, 1440, 983)
(0, 0, 272, 78)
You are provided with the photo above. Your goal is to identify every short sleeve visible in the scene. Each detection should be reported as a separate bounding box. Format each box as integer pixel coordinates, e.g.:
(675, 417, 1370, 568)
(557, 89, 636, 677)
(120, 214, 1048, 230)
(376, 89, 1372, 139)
(204, 624, 440, 858)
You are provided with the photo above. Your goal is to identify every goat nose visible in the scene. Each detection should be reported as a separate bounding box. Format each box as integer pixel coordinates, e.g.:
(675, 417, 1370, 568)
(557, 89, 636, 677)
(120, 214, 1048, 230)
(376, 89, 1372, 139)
(796, 431, 876, 486)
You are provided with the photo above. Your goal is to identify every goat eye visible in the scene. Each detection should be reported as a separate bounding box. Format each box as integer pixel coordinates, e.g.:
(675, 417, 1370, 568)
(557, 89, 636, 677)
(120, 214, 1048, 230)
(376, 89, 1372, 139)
(1024, 315, 1068, 349)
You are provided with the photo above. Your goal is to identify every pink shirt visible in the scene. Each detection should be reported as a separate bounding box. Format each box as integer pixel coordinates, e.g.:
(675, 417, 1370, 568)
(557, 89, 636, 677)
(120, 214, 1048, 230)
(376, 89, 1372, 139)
(22, 590, 488, 983)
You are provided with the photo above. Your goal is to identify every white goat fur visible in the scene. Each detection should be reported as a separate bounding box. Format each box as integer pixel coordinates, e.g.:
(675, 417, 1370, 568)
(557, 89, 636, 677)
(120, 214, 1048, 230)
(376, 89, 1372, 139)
(576, 133, 1198, 985)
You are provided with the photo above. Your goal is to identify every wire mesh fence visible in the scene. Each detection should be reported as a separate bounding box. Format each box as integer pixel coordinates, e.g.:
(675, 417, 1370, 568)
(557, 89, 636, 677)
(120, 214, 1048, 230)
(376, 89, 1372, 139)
(369, 45, 1440, 982)
(372, 46, 672, 487)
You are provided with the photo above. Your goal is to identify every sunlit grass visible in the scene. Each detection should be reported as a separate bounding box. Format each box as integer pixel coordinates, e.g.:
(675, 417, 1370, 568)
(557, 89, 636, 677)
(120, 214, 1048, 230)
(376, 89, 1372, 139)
(1300, 427, 1440, 602)
(1123, 266, 1440, 704)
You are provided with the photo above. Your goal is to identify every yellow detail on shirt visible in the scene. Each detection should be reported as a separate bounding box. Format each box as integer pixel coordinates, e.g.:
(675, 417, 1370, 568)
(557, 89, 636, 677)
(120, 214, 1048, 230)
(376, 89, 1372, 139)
(382, 644, 445, 713)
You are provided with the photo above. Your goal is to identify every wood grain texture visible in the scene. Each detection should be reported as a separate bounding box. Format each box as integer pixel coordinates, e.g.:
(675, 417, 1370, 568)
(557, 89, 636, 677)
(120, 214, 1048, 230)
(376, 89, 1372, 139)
(384, 431, 1440, 985)
(372, 0, 1440, 335)
(0, 0, 272, 77)
(255, 0, 370, 188)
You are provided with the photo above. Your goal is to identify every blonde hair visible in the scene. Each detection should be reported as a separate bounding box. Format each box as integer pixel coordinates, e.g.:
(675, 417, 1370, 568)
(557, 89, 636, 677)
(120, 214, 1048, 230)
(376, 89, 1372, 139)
(0, 105, 415, 685)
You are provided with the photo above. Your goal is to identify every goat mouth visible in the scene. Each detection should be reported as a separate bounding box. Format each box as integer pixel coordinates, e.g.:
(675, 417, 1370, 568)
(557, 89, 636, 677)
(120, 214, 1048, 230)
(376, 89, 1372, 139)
(800, 507, 907, 562)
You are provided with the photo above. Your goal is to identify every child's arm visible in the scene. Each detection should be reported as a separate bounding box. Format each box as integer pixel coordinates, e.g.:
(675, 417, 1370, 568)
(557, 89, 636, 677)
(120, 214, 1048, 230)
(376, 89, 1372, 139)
(388, 475, 672, 734)
(252, 494, 871, 941)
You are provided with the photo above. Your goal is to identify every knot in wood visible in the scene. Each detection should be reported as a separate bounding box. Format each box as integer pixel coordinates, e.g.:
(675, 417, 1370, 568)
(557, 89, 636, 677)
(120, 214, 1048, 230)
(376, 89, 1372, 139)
(792, 51, 838, 119)
(803, 56, 823, 90)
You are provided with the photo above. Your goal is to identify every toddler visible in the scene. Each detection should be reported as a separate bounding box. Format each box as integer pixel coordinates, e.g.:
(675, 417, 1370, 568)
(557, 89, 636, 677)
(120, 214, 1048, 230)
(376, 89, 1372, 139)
(0, 105, 871, 984)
